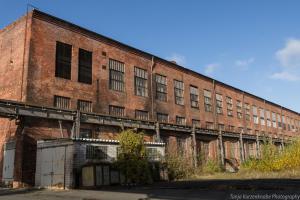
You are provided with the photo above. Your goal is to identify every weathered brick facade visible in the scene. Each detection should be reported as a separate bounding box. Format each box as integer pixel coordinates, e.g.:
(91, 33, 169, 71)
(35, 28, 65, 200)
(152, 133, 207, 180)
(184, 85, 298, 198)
(0, 10, 299, 187)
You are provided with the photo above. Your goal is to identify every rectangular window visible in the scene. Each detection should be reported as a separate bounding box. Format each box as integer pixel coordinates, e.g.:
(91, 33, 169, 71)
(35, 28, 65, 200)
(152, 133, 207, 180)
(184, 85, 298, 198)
(218, 124, 225, 131)
(176, 116, 186, 125)
(253, 106, 258, 124)
(277, 114, 282, 128)
(134, 67, 148, 97)
(228, 125, 235, 132)
(55, 41, 72, 79)
(79, 128, 92, 138)
(109, 59, 125, 91)
(146, 147, 159, 161)
(174, 80, 184, 105)
(109, 105, 125, 117)
(192, 119, 200, 127)
(78, 48, 92, 84)
(237, 100, 243, 119)
(226, 96, 233, 117)
(247, 128, 252, 134)
(77, 100, 92, 112)
(260, 108, 265, 126)
(204, 90, 212, 112)
(135, 110, 149, 121)
(287, 117, 291, 131)
(157, 113, 168, 123)
(54, 95, 70, 109)
(206, 122, 214, 129)
(155, 74, 167, 101)
(244, 103, 250, 121)
(190, 86, 199, 108)
(216, 94, 223, 114)
(282, 116, 286, 130)
(272, 112, 277, 128)
(266, 110, 271, 127)
(86, 145, 108, 160)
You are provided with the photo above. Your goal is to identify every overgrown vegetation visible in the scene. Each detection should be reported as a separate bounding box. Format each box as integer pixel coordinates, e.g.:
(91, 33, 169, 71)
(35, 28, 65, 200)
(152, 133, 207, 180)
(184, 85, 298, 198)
(115, 130, 152, 184)
(241, 138, 300, 172)
(165, 153, 223, 180)
(165, 138, 300, 180)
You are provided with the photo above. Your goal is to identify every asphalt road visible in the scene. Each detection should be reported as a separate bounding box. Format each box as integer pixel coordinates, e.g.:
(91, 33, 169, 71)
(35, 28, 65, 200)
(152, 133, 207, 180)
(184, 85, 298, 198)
(1, 179, 300, 200)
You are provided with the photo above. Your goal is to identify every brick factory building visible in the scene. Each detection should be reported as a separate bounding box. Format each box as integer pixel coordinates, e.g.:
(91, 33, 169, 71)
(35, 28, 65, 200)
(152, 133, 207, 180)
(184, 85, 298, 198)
(0, 10, 299, 188)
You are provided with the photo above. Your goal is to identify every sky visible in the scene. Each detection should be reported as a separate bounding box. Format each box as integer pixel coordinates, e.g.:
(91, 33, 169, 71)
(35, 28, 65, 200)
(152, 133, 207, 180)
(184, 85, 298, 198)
(0, 0, 300, 112)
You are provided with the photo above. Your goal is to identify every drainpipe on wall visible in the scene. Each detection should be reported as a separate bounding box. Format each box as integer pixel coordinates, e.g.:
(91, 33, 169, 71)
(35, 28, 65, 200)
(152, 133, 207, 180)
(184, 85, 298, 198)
(150, 56, 155, 120)
(212, 80, 217, 130)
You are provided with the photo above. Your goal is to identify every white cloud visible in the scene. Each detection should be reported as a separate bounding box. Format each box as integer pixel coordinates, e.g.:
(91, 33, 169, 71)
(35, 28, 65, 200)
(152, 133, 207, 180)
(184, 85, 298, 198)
(271, 38, 300, 81)
(276, 38, 300, 68)
(235, 57, 255, 69)
(270, 71, 300, 81)
(166, 53, 186, 65)
(204, 63, 220, 75)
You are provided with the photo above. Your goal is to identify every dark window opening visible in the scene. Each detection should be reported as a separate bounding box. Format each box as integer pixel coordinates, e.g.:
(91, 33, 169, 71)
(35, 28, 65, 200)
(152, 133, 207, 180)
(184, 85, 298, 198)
(135, 110, 149, 120)
(77, 100, 92, 112)
(109, 105, 125, 117)
(55, 41, 72, 79)
(86, 145, 108, 160)
(157, 113, 169, 123)
(176, 116, 186, 125)
(78, 48, 92, 84)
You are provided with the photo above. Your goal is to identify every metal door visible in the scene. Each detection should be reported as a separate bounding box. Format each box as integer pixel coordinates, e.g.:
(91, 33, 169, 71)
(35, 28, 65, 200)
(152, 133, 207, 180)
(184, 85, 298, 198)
(40, 146, 65, 188)
(2, 141, 15, 182)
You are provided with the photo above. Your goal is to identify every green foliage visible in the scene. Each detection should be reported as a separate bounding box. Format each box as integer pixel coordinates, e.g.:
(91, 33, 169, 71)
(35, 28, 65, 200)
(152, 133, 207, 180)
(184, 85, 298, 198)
(165, 154, 194, 180)
(115, 129, 152, 184)
(202, 159, 223, 174)
(241, 138, 300, 172)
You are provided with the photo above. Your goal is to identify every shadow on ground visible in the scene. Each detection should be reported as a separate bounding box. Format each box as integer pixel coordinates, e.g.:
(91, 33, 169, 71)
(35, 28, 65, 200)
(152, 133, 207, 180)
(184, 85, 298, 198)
(1, 179, 300, 200)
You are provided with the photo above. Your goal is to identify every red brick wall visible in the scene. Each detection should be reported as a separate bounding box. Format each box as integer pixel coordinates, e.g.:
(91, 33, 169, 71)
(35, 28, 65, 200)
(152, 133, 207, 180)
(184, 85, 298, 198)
(25, 13, 300, 139)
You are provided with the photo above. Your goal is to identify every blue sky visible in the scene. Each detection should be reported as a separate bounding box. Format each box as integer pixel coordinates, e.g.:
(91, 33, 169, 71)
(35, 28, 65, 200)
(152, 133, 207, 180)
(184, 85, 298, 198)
(1, 0, 300, 112)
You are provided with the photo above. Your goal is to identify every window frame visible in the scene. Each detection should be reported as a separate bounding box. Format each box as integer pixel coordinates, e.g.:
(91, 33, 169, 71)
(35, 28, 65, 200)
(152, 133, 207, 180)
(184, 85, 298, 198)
(55, 41, 72, 80)
(174, 80, 184, 105)
(109, 59, 125, 92)
(78, 48, 93, 84)
(134, 67, 148, 97)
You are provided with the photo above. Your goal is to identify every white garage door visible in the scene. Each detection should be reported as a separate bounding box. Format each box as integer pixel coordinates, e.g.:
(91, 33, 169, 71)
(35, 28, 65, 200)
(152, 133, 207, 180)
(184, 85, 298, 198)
(40, 146, 66, 188)
(2, 141, 16, 182)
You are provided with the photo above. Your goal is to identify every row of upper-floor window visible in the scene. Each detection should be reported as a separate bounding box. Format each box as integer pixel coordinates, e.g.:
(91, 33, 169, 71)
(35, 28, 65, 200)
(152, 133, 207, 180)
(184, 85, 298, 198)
(54, 94, 299, 133)
(54, 41, 300, 130)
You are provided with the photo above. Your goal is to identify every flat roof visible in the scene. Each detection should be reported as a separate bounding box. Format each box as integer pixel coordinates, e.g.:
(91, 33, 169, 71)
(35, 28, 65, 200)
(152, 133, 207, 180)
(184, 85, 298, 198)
(30, 9, 299, 116)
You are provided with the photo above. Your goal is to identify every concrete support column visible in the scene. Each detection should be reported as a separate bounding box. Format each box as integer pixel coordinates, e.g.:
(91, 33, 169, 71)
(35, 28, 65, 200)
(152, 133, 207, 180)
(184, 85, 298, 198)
(155, 122, 160, 142)
(256, 134, 260, 159)
(218, 130, 224, 166)
(58, 120, 63, 138)
(191, 125, 198, 168)
(239, 130, 245, 162)
(75, 111, 81, 138)
(281, 135, 285, 151)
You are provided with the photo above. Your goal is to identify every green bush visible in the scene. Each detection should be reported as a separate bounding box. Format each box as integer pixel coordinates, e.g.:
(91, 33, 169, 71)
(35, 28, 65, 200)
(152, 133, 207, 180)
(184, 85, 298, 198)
(165, 154, 194, 180)
(115, 129, 152, 184)
(202, 159, 223, 174)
